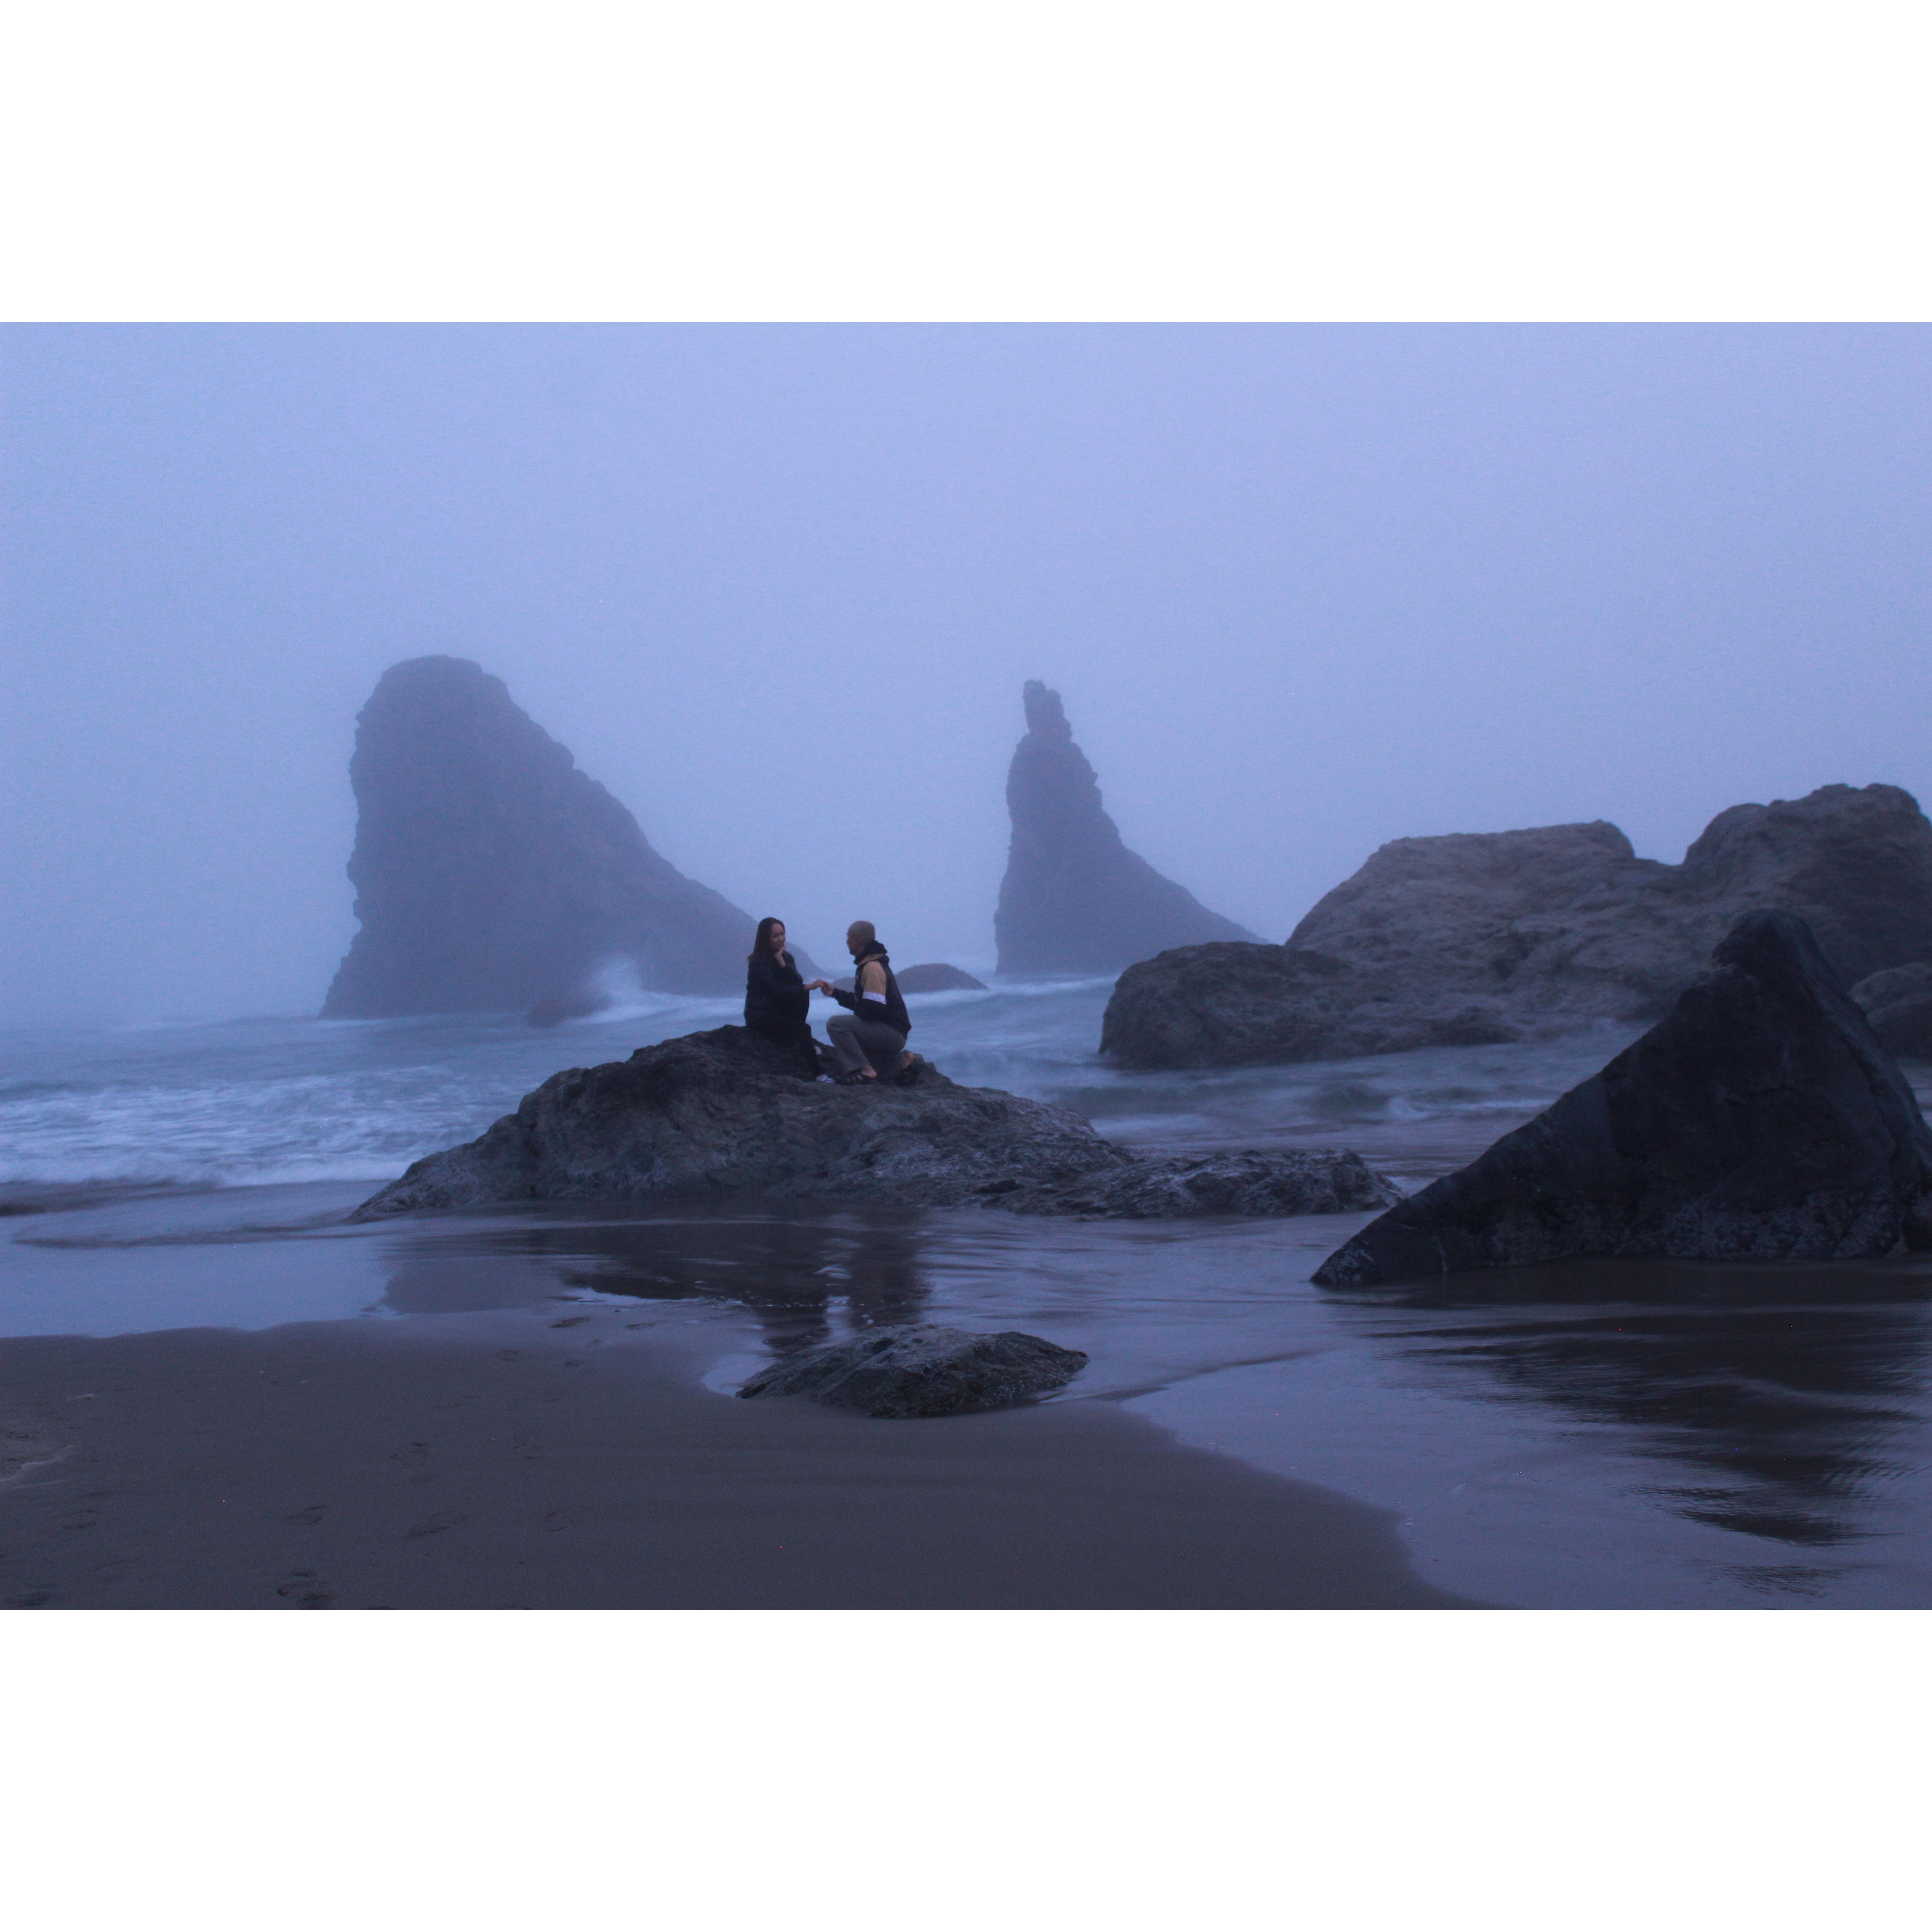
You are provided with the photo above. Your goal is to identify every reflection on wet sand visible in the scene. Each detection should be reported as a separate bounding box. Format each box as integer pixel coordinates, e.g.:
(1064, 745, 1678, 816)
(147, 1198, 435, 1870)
(1324, 1256, 1932, 1565)
(378, 1204, 930, 1352)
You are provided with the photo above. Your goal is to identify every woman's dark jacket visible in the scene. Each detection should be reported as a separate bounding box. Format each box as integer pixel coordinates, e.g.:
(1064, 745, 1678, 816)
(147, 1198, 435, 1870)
(745, 950, 811, 1038)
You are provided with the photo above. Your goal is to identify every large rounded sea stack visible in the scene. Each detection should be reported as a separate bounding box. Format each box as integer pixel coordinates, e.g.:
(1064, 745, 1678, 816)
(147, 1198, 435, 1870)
(1103, 784, 1932, 1070)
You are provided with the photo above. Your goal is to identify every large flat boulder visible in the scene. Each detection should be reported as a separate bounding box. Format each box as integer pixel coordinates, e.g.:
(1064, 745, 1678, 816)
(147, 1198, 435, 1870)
(324, 657, 784, 1018)
(995, 681, 1256, 976)
(1310, 912, 1932, 1287)
(1102, 784, 1932, 1069)
(736, 1324, 1088, 1417)
(349, 1026, 1390, 1222)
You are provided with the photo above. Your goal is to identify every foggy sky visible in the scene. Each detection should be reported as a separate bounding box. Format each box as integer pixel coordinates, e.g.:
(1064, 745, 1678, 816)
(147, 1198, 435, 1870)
(4, 323, 1930, 1025)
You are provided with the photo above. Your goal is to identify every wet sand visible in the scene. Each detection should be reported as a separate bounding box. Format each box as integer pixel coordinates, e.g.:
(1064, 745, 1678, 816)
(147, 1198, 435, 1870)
(0, 1306, 1477, 1610)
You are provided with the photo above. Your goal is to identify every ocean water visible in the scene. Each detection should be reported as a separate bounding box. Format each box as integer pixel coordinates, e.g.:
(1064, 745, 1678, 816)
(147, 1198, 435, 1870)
(4, 979, 1930, 1609)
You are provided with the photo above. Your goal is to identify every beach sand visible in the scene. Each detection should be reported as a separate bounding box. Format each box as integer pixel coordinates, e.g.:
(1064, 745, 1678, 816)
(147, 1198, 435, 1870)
(0, 1306, 1477, 1609)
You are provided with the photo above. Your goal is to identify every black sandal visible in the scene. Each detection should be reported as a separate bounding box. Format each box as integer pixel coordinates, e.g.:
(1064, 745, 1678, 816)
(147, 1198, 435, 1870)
(834, 1068, 874, 1085)
(893, 1058, 922, 1087)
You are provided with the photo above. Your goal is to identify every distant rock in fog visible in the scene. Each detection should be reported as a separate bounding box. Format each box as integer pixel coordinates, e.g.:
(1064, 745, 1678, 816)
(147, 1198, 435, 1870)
(994, 681, 1257, 976)
(834, 964, 983, 995)
(1311, 911, 1932, 1287)
(894, 963, 987, 993)
(323, 656, 767, 1019)
(1102, 783, 1932, 1069)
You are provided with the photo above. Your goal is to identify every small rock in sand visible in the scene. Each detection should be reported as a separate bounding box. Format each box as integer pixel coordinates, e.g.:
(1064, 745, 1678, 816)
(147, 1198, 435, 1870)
(737, 1323, 1089, 1418)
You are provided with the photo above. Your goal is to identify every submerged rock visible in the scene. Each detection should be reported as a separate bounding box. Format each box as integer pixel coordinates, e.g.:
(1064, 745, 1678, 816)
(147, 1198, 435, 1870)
(894, 963, 988, 993)
(349, 1026, 1389, 1222)
(995, 681, 1256, 976)
(736, 1323, 1089, 1417)
(1851, 962, 1932, 1058)
(1311, 912, 1932, 1287)
(526, 987, 615, 1029)
(1002, 1148, 1399, 1219)
(1104, 784, 1932, 1069)
(323, 657, 778, 1019)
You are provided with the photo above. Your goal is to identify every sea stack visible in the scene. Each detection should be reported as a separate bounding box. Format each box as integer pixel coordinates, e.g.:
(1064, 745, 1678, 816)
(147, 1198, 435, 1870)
(1311, 911, 1932, 1287)
(323, 657, 759, 1018)
(994, 681, 1257, 976)
(1102, 783, 1932, 1069)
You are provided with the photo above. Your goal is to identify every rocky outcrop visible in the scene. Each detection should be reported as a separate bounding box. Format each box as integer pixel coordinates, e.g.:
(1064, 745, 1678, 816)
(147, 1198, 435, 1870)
(1310, 912, 1932, 1287)
(323, 657, 768, 1018)
(1103, 785, 1932, 1069)
(894, 963, 988, 993)
(349, 1026, 1396, 1221)
(1852, 963, 1932, 1058)
(995, 682, 1257, 976)
(737, 1324, 1088, 1417)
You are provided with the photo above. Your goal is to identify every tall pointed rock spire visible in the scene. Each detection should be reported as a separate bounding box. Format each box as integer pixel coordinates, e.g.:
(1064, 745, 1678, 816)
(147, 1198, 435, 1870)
(994, 681, 1258, 975)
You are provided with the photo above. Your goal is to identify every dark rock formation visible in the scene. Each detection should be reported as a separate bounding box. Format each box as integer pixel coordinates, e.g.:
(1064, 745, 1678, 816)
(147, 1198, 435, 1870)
(1851, 963, 1932, 1058)
(1103, 784, 1932, 1069)
(995, 681, 1257, 976)
(737, 1324, 1088, 1417)
(894, 963, 988, 993)
(349, 1026, 1393, 1221)
(323, 657, 772, 1018)
(1310, 912, 1932, 1288)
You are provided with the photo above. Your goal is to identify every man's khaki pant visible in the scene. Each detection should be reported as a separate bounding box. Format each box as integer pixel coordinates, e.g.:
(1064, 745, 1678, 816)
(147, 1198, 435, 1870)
(827, 1012, 906, 1076)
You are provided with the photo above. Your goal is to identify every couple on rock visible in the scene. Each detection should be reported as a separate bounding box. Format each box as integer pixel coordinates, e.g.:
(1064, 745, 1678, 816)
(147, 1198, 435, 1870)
(744, 917, 921, 1087)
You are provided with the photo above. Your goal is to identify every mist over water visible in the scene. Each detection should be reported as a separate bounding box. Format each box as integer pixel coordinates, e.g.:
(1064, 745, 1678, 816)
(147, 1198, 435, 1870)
(6, 325, 1932, 1024)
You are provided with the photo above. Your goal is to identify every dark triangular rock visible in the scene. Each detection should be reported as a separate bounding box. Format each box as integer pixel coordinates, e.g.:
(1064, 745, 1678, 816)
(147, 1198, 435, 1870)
(1312, 911, 1932, 1286)
(323, 657, 769, 1017)
(994, 681, 1257, 975)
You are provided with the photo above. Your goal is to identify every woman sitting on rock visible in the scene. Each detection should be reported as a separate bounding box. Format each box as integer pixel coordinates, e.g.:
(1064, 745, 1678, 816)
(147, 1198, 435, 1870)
(744, 918, 822, 1079)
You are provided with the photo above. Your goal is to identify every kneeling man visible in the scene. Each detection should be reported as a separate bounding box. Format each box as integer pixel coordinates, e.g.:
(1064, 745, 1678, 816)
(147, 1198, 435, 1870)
(815, 922, 913, 1085)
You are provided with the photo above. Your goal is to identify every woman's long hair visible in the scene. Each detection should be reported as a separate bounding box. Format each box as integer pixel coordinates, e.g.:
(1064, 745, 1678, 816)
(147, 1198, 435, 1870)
(749, 916, 788, 963)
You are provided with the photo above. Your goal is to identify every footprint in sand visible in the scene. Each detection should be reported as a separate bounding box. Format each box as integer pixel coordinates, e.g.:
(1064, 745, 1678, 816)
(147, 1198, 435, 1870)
(403, 1511, 467, 1540)
(275, 1570, 335, 1609)
(281, 1503, 327, 1525)
(550, 1316, 592, 1329)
